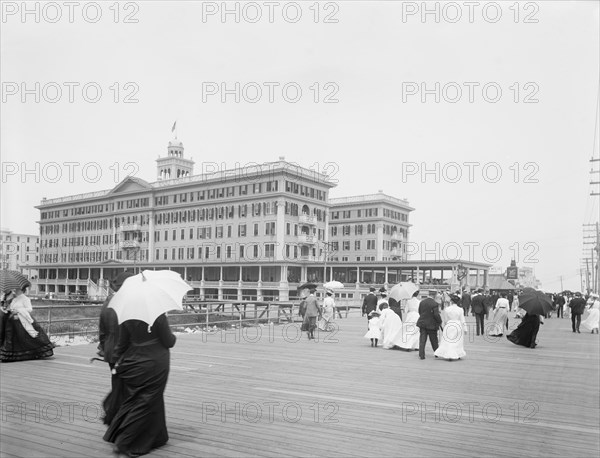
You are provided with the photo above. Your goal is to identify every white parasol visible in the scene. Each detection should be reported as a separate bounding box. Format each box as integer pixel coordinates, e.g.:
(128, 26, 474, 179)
(389, 282, 419, 301)
(109, 270, 192, 326)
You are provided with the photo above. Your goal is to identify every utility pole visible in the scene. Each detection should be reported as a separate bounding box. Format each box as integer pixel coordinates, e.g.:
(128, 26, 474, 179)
(560, 275, 563, 291)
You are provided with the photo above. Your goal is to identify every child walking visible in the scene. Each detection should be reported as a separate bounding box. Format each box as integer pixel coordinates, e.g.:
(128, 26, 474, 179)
(364, 310, 382, 347)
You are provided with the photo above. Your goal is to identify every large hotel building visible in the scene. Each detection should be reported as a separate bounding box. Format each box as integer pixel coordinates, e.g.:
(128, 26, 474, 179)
(33, 137, 489, 301)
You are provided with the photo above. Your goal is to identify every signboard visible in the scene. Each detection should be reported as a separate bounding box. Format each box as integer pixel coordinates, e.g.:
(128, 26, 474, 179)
(507, 266, 518, 280)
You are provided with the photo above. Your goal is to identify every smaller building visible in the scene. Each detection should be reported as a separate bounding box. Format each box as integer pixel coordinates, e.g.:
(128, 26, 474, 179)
(0, 228, 40, 279)
(327, 192, 413, 263)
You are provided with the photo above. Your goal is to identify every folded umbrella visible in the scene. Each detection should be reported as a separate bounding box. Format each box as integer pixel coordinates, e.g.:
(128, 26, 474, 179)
(109, 270, 192, 326)
(389, 282, 419, 301)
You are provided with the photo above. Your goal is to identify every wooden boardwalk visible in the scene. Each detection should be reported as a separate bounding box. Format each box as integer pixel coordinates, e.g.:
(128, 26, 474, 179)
(1, 314, 599, 458)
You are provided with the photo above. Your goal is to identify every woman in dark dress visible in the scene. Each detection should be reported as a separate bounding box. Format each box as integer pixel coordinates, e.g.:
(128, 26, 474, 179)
(103, 313, 176, 457)
(0, 287, 54, 362)
(507, 312, 541, 348)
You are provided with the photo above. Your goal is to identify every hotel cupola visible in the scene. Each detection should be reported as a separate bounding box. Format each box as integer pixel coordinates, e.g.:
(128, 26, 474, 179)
(156, 137, 195, 180)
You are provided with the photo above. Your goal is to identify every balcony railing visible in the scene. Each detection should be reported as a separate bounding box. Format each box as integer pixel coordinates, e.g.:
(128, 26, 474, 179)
(119, 240, 140, 249)
(297, 234, 316, 245)
(118, 224, 140, 232)
(391, 232, 404, 241)
(299, 214, 317, 225)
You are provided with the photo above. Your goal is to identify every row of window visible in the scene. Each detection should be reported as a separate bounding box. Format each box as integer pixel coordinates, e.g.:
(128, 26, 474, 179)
(0, 236, 36, 243)
(155, 181, 281, 206)
(330, 207, 409, 222)
(40, 202, 328, 237)
(41, 198, 150, 221)
(330, 224, 407, 237)
(41, 243, 321, 264)
(41, 220, 324, 247)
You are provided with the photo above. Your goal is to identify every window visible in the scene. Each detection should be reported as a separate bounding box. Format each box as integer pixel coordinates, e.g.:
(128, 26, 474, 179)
(254, 223, 259, 236)
(216, 226, 223, 238)
(238, 224, 247, 237)
(355, 240, 361, 250)
(343, 241, 350, 251)
(265, 222, 275, 236)
(265, 244, 275, 258)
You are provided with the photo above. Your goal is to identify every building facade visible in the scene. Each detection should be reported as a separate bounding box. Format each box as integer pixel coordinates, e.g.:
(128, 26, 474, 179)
(0, 228, 39, 278)
(328, 194, 413, 263)
(32, 136, 488, 300)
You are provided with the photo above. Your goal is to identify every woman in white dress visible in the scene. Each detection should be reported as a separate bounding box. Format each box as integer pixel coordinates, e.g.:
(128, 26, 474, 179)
(318, 290, 335, 331)
(393, 290, 420, 350)
(434, 294, 466, 361)
(581, 294, 600, 334)
(378, 303, 402, 349)
(488, 292, 510, 337)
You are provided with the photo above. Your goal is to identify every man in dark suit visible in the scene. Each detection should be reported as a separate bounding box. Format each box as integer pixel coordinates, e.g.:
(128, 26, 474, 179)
(461, 289, 471, 317)
(569, 292, 587, 333)
(555, 294, 565, 318)
(362, 287, 378, 329)
(471, 289, 486, 336)
(416, 294, 442, 360)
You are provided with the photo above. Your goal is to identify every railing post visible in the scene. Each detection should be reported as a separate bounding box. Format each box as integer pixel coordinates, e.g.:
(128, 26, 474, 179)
(205, 303, 209, 329)
(47, 303, 52, 339)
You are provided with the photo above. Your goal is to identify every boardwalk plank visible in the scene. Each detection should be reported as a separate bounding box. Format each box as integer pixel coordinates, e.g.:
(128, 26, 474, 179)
(1, 315, 598, 458)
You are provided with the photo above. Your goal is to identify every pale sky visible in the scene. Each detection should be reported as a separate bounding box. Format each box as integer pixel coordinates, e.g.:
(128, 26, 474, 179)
(1, 1, 599, 291)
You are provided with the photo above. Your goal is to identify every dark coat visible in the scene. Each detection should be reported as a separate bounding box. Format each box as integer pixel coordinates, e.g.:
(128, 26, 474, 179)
(304, 295, 320, 318)
(388, 297, 403, 320)
(461, 293, 471, 308)
(416, 298, 442, 330)
(471, 294, 486, 314)
(98, 294, 120, 365)
(569, 298, 587, 315)
(362, 293, 378, 315)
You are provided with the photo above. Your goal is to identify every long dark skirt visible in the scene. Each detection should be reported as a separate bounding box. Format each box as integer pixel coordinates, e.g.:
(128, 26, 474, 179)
(507, 314, 540, 348)
(0, 315, 54, 362)
(102, 371, 124, 426)
(103, 344, 171, 456)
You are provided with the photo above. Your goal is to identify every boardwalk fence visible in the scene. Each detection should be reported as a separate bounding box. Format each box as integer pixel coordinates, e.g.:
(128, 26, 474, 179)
(30, 300, 362, 344)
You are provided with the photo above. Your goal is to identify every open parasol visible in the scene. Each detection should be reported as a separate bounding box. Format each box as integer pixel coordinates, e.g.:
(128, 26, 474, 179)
(389, 282, 419, 301)
(109, 270, 192, 326)
(0, 270, 31, 295)
(323, 280, 344, 290)
(518, 288, 554, 316)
